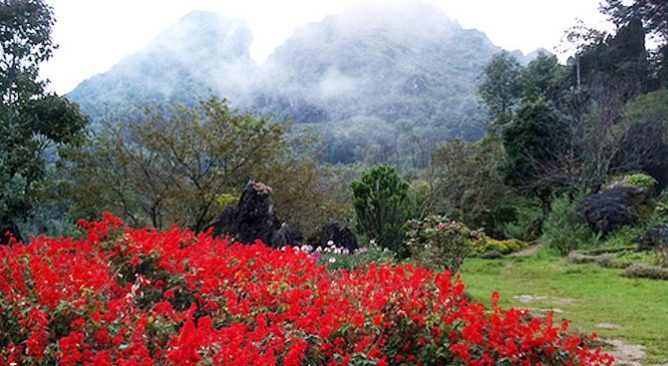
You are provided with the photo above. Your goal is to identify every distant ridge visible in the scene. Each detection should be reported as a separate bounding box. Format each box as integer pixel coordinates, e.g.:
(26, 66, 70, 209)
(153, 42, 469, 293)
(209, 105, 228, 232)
(68, 3, 546, 163)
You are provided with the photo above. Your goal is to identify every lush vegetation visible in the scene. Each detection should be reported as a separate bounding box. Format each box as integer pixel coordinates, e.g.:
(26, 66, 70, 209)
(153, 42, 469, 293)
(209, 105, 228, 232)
(2, 0, 668, 364)
(0, 214, 613, 365)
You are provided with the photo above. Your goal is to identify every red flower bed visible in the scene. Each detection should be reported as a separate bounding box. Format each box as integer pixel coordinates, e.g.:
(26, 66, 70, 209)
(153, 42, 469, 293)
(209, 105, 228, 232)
(0, 213, 613, 365)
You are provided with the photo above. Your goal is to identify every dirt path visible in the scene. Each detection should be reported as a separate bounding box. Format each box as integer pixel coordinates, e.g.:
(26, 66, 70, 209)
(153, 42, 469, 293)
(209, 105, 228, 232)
(605, 339, 645, 366)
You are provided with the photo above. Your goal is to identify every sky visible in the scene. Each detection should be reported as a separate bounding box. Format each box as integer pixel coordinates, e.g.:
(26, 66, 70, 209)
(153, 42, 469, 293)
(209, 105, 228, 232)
(42, 0, 611, 94)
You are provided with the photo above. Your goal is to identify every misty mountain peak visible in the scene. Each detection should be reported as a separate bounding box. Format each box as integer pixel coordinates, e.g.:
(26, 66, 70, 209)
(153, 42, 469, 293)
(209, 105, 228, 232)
(149, 10, 252, 62)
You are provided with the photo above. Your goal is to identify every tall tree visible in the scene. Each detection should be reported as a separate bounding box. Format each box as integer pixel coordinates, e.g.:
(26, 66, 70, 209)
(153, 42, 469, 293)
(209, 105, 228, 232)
(521, 52, 566, 104)
(0, 0, 87, 243)
(600, 0, 667, 42)
(352, 165, 411, 256)
(478, 52, 523, 126)
(502, 99, 570, 216)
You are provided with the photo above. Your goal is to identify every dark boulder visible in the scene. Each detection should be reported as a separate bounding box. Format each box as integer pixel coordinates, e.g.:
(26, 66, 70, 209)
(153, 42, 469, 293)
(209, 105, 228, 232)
(271, 223, 304, 248)
(208, 180, 301, 248)
(314, 220, 358, 250)
(577, 186, 644, 235)
(637, 224, 668, 252)
(0, 217, 23, 245)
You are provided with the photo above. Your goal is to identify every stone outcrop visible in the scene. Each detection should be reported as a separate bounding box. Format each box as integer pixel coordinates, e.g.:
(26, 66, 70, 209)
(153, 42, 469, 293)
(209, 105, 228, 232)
(208, 181, 302, 248)
(314, 220, 358, 250)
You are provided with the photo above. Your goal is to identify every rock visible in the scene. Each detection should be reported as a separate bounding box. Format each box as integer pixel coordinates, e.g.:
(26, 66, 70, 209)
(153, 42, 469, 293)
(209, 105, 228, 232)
(577, 186, 645, 235)
(0, 217, 23, 245)
(637, 224, 668, 252)
(208, 180, 301, 248)
(271, 223, 304, 248)
(596, 323, 619, 330)
(513, 294, 547, 303)
(314, 220, 358, 250)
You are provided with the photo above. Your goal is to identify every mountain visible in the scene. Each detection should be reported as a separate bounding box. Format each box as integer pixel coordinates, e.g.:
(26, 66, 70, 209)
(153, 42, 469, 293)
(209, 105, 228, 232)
(248, 2, 502, 163)
(67, 2, 540, 164)
(68, 11, 256, 120)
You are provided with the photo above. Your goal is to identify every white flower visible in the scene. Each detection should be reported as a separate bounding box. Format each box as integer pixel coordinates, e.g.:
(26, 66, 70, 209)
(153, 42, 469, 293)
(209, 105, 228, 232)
(328, 257, 336, 263)
(327, 240, 334, 246)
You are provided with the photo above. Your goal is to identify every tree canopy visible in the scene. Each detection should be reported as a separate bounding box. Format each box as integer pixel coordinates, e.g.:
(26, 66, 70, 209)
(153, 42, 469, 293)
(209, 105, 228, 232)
(0, 0, 87, 243)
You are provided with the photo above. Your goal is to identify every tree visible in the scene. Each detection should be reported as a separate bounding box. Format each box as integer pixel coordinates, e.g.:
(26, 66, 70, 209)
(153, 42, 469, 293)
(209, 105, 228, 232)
(0, 0, 87, 243)
(502, 99, 570, 216)
(351, 165, 410, 256)
(478, 52, 523, 126)
(63, 98, 341, 234)
(600, 0, 667, 42)
(521, 52, 566, 103)
(430, 135, 516, 237)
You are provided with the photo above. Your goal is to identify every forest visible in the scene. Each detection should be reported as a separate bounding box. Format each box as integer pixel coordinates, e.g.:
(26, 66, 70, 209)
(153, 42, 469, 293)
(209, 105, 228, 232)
(1, 0, 667, 364)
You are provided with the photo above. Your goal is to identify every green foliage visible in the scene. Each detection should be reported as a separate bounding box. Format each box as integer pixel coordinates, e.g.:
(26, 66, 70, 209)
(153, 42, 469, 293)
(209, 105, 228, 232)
(405, 215, 479, 273)
(407, 179, 431, 218)
(623, 173, 658, 189)
(63, 98, 338, 234)
(478, 52, 523, 125)
(521, 52, 566, 103)
(0, 0, 87, 242)
(652, 190, 668, 223)
(431, 135, 516, 237)
(600, 0, 668, 41)
(604, 225, 643, 248)
(502, 99, 569, 215)
(473, 238, 531, 255)
(351, 165, 411, 256)
(503, 199, 544, 241)
(623, 89, 668, 126)
(541, 195, 595, 255)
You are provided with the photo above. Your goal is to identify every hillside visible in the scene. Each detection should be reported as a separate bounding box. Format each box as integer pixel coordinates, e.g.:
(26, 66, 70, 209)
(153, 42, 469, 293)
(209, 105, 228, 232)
(68, 11, 256, 121)
(67, 3, 541, 163)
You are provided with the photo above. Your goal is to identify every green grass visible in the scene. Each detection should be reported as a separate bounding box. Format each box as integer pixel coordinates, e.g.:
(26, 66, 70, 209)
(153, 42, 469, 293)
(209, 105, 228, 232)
(460, 248, 668, 365)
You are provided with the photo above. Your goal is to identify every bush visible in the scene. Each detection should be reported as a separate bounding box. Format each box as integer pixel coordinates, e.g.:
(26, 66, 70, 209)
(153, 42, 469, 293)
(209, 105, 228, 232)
(636, 225, 668, 266)
(405, 215, 479, 273)
(503, 200, 543, 241)
(0, 214, 614, 365)
(651, 190, 668, 223)
(474, 237, 531, 255)
(543, 195, 595, 255)
(623, 173, 658, 189)
(352, 165, 411, 256)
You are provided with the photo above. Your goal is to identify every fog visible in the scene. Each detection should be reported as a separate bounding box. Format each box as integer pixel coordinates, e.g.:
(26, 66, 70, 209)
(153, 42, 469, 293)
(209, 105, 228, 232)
(43, 0, 608, 94)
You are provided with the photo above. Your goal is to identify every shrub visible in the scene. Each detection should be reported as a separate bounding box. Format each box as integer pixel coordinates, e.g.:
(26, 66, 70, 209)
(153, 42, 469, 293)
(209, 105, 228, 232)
(405, 215, 479, 273)
(543, 195, 595, 255)
(636, 225, 668, 266)
(651, 190, 668, 223)
(0, 213, 614, 365)
(352, 165, 411, 256)
(503, 200, 543, 241)
(623, 173, 657, 189)
(474, 238, 531, 255)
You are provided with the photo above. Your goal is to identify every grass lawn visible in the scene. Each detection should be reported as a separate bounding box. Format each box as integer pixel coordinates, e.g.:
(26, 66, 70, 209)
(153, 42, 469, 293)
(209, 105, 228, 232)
(460, 248, 668, 365)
